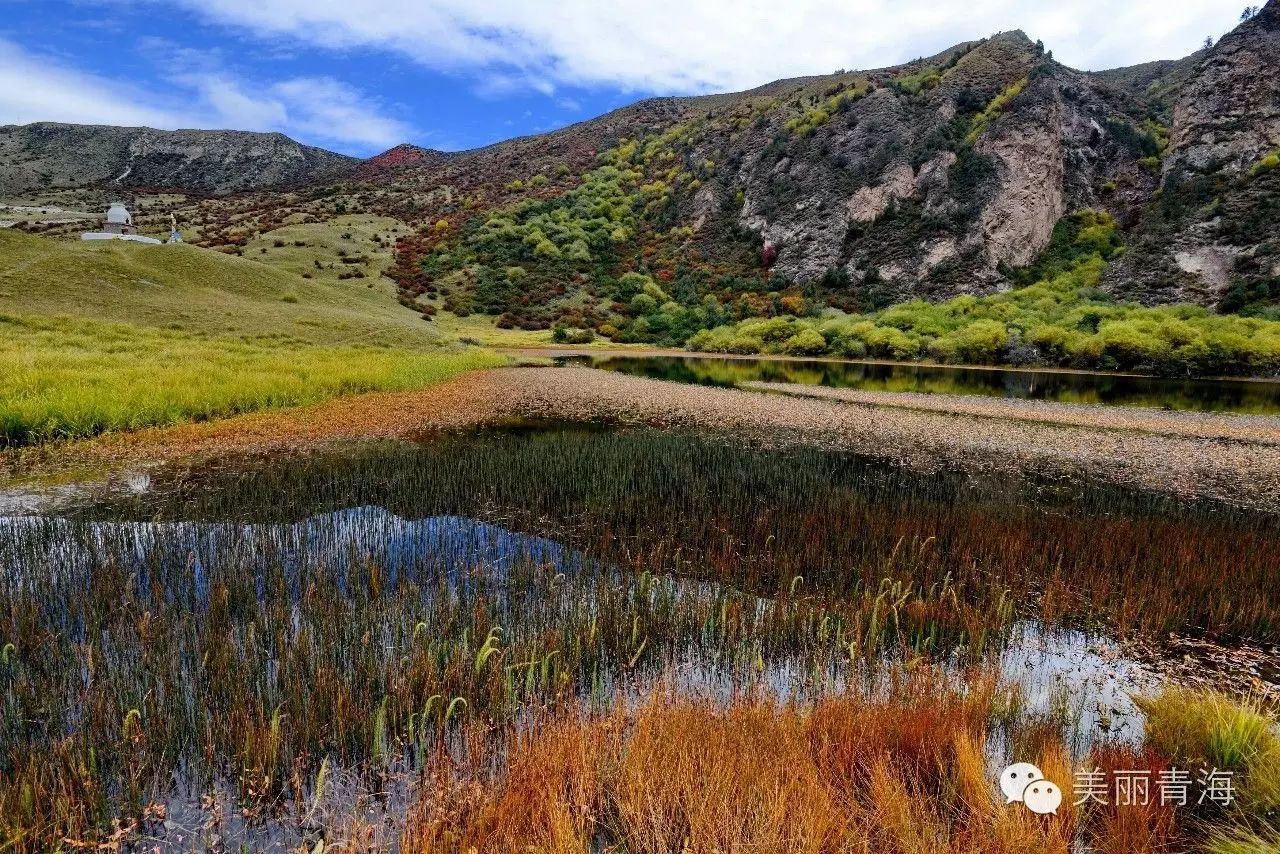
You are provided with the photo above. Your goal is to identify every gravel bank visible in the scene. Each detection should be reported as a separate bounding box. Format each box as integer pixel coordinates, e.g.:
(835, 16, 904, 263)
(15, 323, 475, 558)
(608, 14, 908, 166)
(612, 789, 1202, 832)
(5, 366, 1280, 511)
(744, 381, 1280, 445)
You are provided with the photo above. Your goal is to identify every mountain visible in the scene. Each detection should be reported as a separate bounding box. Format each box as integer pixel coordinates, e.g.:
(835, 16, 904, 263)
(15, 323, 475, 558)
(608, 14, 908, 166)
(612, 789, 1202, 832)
(307, 5, 1276, 331)
(4, 1, 1277, 343)
(1104, 2, 1280, 308)
(0, 123, 357, 197)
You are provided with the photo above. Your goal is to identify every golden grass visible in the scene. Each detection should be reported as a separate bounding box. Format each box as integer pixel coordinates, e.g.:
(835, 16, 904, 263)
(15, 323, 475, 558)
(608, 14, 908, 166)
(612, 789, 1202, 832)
(406, 673, 1081, 853)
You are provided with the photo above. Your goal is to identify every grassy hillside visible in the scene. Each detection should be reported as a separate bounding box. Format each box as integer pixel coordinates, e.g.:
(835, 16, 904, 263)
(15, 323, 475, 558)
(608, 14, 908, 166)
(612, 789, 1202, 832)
(0, 231, 505, 446)
(243, 215, 403, 290)
(0, 228, 439, 347)
(244, 216, 564, 347)
(0, 314, 502, 446)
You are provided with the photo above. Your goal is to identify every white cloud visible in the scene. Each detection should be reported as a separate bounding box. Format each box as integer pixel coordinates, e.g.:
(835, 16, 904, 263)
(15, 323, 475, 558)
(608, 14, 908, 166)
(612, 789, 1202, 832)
(0, 39, 191, 128)
(0, 38, 413, 153)
(268, 78, 416, 149)
(167, 0, 1247, 95)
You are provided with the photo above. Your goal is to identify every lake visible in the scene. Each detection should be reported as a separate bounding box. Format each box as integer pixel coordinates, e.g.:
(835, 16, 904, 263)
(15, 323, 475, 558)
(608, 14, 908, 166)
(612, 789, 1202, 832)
(561, 353, 1280, 414)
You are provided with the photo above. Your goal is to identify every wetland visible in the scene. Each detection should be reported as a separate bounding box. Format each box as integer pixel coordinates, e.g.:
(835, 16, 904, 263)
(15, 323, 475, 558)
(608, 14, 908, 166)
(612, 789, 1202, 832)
(2, 367, 1280, 851)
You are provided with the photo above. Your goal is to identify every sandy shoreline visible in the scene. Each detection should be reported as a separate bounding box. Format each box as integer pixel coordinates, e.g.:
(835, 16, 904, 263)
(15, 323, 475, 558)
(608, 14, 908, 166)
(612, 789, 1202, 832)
(5, 365, 1280, 511)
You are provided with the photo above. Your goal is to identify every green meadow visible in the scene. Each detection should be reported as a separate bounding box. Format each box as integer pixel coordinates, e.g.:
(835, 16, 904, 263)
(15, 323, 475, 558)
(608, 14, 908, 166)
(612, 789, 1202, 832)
(0, 230, 503, 446)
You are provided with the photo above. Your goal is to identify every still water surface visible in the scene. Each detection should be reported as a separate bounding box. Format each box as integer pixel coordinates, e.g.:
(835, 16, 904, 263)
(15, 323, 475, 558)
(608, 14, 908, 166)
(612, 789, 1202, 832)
(564, 354, 1280, 414)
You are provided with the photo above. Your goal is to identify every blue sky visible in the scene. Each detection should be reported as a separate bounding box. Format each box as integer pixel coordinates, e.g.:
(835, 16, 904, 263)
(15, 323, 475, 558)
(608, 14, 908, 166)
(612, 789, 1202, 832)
(0, 0, 1251, 157)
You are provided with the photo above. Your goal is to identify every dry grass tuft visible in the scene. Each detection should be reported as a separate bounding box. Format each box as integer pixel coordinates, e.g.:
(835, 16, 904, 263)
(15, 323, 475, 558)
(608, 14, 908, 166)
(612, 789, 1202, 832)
(406, 674, 1083, 853)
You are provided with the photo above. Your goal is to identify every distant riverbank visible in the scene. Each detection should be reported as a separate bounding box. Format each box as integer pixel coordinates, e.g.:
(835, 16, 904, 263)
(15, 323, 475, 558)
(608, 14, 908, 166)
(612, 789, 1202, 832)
(502, 346, 1280, 384)
(6, 366, 1280, 513)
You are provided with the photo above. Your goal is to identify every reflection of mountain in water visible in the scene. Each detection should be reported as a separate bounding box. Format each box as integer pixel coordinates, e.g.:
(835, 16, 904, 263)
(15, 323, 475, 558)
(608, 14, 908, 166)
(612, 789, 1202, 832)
(573, 355, 1280, 414)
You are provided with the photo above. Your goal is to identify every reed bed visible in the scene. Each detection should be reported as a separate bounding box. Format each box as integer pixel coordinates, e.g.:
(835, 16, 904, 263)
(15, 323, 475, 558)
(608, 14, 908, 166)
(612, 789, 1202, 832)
(404, 676, 1280, 853)
(1, 423, 1277, 847)
(89, 426, 1280, 640)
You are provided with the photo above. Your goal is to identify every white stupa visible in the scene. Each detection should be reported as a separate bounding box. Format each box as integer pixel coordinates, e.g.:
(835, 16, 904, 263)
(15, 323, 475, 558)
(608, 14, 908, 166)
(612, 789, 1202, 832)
(81, 203, 162, 244)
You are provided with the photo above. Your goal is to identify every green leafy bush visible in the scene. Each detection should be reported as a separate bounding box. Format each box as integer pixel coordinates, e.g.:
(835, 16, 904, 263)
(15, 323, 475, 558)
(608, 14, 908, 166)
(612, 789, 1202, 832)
(782, 329, 827, 356)
(685, 210, 1280, 377)
(965, 78, 1028, 145)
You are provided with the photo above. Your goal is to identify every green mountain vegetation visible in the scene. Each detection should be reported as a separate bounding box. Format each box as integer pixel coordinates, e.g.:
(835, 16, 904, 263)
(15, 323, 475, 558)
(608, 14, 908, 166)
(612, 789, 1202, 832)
(687, 212, 1280, 376)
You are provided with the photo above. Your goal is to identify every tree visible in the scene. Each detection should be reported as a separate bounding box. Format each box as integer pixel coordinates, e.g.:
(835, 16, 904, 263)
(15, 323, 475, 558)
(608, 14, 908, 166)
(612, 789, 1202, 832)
(1203, 36, 1215, 50)
(1241, 6, 1260, 22)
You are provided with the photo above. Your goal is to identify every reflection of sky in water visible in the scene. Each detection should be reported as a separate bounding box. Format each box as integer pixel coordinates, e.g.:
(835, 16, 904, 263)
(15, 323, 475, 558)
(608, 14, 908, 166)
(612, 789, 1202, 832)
(997, 622, 1158, 757)
(0, 508, 585, 612)
(631, 620, 1158, 762)
(2, 508, 1159, 761)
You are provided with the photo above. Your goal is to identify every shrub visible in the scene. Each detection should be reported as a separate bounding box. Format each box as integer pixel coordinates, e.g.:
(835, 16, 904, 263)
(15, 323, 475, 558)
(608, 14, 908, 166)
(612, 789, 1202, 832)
(630, 293, 659, 315)
(783, 329, 828, 356)
(1097, 320, 1172, 370)
(863, 326, 923, 360)
(1251, 149, 1280, 177)
(965, 78, 1029, 145)
(533, 239, 561, 259)
(739, 316, 800, 347)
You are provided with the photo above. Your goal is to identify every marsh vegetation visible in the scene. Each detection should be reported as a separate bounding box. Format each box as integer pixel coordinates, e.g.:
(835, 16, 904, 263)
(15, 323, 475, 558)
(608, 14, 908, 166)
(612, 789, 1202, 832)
(2, 424, 1278, 849)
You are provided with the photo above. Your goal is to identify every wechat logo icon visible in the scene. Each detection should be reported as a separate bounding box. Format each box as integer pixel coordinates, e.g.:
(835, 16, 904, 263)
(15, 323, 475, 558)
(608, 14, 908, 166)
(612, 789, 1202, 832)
(1000, 762, 1063, 815)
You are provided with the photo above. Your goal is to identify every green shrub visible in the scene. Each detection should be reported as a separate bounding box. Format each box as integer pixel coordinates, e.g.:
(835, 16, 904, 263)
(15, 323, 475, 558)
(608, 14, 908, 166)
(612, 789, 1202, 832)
(782, 329, 828, 356)
(630, 293, 659, 315)
(1251, 149, 1280, 176)
(938, 319, 1009, 363)
(965, 78, 1028, 145)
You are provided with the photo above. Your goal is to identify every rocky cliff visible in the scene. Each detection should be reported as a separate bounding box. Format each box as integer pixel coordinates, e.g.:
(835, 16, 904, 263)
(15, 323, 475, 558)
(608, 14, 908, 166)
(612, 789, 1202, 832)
(1104, 1, 1280, 307)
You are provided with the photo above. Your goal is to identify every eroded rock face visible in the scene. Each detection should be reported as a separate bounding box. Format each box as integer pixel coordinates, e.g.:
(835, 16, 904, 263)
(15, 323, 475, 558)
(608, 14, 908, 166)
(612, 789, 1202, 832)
(1175, 247, 1240, 292)
(1104, 0, 1280, 305)
(708, 28, 1196, 301)
(977, 120, 1066, 268)
(1169, 4, 1280, 175)
(847, 164, 916, 223)
(717, 2, 1277, 307)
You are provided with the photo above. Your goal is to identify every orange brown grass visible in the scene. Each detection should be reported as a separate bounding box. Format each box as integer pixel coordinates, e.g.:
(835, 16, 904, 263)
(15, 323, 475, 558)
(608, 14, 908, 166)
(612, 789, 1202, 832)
(405, 674, 1082, 853)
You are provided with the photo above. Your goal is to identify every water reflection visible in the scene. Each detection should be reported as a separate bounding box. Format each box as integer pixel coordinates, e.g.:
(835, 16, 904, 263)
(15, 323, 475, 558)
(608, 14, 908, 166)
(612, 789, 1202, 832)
(567, 354, 1280, 415)
(0, 506, 1161, 758)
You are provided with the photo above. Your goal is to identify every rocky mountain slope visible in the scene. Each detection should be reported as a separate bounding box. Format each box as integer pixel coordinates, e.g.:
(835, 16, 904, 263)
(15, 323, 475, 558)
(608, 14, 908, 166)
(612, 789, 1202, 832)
(7, 2, 1277, 339)
(1106, 2, 1280, 308)
(0, 123, 356, 197)
(263, 5, 1276, 325)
